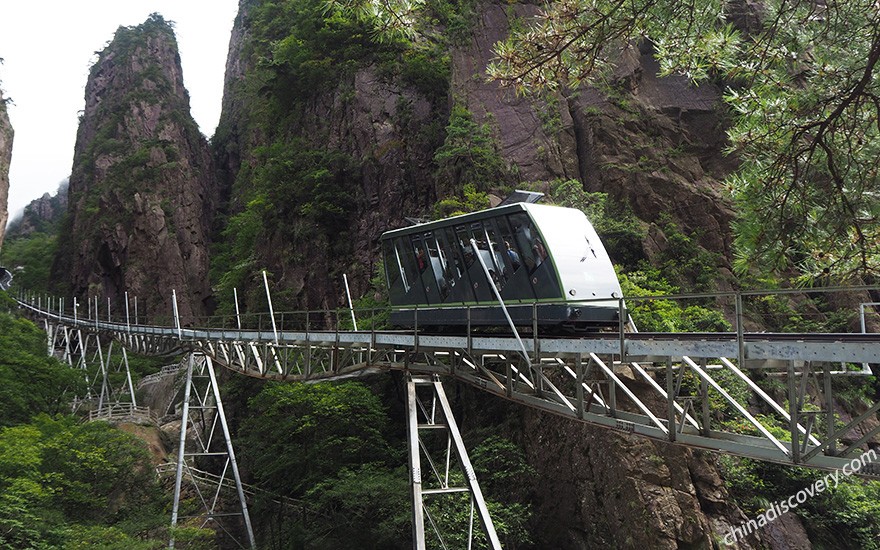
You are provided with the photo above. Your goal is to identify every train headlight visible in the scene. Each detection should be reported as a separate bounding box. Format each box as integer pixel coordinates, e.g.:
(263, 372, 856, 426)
(569, 289, 576, 296)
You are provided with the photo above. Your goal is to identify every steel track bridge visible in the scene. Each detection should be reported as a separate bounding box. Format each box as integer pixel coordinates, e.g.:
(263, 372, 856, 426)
(15, 295, 880, 549)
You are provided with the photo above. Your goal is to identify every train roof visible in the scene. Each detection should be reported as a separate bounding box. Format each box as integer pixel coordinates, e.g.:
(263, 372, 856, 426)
(380, 202, 575, 239)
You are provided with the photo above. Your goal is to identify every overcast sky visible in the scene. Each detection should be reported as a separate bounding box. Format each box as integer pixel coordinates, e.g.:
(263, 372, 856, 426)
(0, 0, 239, 222)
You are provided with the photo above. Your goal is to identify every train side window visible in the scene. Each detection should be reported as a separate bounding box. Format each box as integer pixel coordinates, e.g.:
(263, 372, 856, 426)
(383, 239, 402, 290)
(433, 231, 459, 302)
(481, 222, 507, 289)
(396, 237, 419, 294)
(439, 226, 475, 303)
(509, 213, 539, 273)
(412, 235, 428, 273)
(424, 231, 450, 300)
(442, 227, 464, 280)
(496, 217, 522, 274)
(455, 225, 476, 268)
(468, 221, 496, 277)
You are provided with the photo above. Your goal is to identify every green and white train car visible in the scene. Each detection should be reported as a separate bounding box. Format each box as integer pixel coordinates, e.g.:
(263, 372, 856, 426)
(380, 201, 623, 331)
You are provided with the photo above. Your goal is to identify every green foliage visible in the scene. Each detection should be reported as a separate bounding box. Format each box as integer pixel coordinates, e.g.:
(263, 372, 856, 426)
(57, 524, 162, 550)
(719, 457, 880, 549)
(237, 380, 409, 548)
(468, 435, 535, 548)
(0, 415, 167, 549)
(250, 140, 359, 233)
(0, 233, 59, 295)
(211, 139, 360, 312)
(395, 47, 451, 102)
(0, 307, 167, 547)
(303, 464, 411, 549)
(619, 268, 730, 332)
(485, 0, 880, 281)
(433, 104, 511, 193)
(422, 0, 480, 43)
(167, 526, 215, 549)
(239, 381, 396, 495)
(547, 179, 646, 269)
(0, 313, 87, 426)
(420, 488, 532, 549)
(470, 435, 535, 501)
(745, 288, 857, 333)
(0, 291, 15, 310)
(431, 183, 490, 219)
(327, 0, 479, 45)
(95, 13, 175, 65)
(342, 261, 391, 330)
(248, 0, 411, 110)
(654, 214, 720, 291)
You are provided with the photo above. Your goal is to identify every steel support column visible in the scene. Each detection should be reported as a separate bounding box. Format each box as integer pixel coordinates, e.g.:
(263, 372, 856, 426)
(406, 374, 502, 550)
(169, 353, 255, 549)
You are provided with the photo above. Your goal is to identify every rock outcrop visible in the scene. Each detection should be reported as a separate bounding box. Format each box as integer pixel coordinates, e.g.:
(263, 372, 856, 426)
(54, 14, 218, 322)
(0, 86, 12, 251)
(214, 0, 443, 312)
(5, 182, 67, 238)
(453, 2, 736, 274)
(210, 0, 762, 546)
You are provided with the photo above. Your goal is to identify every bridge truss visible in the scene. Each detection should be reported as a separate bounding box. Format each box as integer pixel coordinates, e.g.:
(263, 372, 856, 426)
(16, 292, 880, 548)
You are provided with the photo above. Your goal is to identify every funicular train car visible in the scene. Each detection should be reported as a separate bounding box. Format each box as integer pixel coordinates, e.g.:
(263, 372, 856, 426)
(380, 197, 624, 331)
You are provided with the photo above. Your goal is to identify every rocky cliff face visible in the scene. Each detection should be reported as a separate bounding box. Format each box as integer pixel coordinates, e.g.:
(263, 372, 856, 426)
(213, 0, 444, 312)
(453, 2, 736, 275)
(0, 87, 12, 251)
(210, 1, 767, 546)
(5, 182, 67, 238)
(54, 14, 218, 322)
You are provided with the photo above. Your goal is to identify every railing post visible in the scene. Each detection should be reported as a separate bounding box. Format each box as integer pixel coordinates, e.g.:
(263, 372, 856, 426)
(618, 297, 626, 361)
(172, 290, 181, 340)
(262, 270, 279, 345)
(823, 363, 836, 456)
(234, 287, 242, 330)
(413, 305, 419, 355)
(788, 360, 800, 463)
(736, 292, 745, 369)
(466, 305, 472, 357)
(343, 273, 358, 331)
(533, 302, 539, 365)
(666, 358, 676, 442)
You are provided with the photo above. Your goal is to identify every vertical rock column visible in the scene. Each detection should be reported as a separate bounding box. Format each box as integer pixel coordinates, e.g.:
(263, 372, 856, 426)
(0, 89, 12, 251)
(57, 14, 218, 322)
